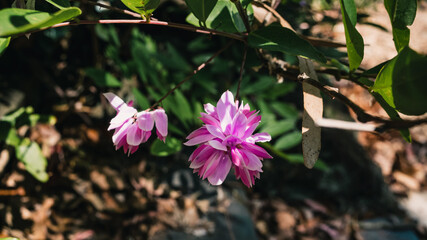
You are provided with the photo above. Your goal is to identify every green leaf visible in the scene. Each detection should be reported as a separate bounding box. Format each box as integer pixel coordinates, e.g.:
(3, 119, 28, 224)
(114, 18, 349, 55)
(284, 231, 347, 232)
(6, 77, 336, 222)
(270, 102, 299, 119)
(0, 121, 12, 142)
(186, 0, 252, 33)
(372, 47, 427, 116)
(0, 238, 20, 240)
(371, 92, 411, 142)
(16, 140, 49, 182)
(150, 137, 182, 157)
(261, 119, 295, 138)
(384, 0, 416, 52)
(274, 131, 302, 150)
(248, 26, 326, 63)
(0, 37, 11, 56)
(85, 68, 121, 88)
(120, 0, 160, 19)
(132, 87, 150, 109)
(339, 0, 364, 71)
(0, 7, 81, 37)
(45, 0, 71, 9)
(185, 0, 218, 23)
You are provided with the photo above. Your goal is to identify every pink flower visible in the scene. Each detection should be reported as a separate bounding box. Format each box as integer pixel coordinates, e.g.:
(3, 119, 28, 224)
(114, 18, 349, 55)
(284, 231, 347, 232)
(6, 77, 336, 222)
(103, 93, 168, 155)
(184, 91, 272, 187)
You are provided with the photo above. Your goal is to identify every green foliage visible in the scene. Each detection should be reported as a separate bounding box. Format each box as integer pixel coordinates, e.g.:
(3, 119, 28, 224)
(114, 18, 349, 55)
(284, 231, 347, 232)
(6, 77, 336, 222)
(274, 131, 302, 151)
(85, 68, 122, 88)
(150, 137, 182, 156)
(186, 0, 253, 33)
(372, 47, 427, 116)
(0, 37, 11, 56)
(0, 7, 81, 37)
(247, 26, 326, 63)
(185, 0, 218, 23)
(339, 0, 364, 71)
(1, 107, 54, 182)
(120, 0, 160, 19)
(16, 139, 49, 182)
(384, 0, 417, 52)
(45, 0, 71, 9)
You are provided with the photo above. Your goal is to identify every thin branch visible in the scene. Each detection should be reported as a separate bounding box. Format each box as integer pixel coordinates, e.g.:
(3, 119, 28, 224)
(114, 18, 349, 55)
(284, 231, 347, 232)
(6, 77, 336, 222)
(70, 0, 142, 18)
(24, 20, 246, 42)
(230, 0, 251, 32)
(235, 44, 248, 100)
(150, 41, 235, 110)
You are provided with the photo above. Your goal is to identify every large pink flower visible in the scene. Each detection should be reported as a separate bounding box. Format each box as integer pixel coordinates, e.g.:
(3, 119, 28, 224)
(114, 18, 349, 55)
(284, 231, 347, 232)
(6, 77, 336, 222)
(104, 93, 168, 155)
(184, 91, 272, 187)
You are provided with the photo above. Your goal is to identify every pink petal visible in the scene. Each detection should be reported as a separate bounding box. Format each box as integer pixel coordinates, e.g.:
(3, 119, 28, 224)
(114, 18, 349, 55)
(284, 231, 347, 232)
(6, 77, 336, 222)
(241, 121, 260, 140)
(216, 91, 236, 132)
(241, 150, 263, 171)
(127, 145, 139, 156)
(235, 167, 252, 187)
(112, 121, 131, 145)
(200, 151, 221, 179)
(142, 130, 151, 143)
(153, 109, 168, 140)
(207, 153, 232, 185)
(190, 146, 215, 169)
(184, 133, 215, 146)
(241, 142, 273, 159)
(103, 92, 126, 111)
(230, 148, 244, 167)
(186, 127, 209, 140)
(126, 123, 144, 146)
(200, 113, 220, 126)
(208, 139, 227, 151)
(249, 132, 271, 143)
(204, 103, 216, 115)
(108, 107, 137, 130)
(189, 145, 208, 162)
(137, 111, 154, 131)
(231, 112, 248, 138)
(206, 125, 225, 139)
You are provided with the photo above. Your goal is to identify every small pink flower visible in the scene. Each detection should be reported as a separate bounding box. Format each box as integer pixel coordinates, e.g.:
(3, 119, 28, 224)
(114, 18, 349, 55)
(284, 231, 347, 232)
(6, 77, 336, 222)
(184, 90, 272, 187)
(103, 93, 168, 155)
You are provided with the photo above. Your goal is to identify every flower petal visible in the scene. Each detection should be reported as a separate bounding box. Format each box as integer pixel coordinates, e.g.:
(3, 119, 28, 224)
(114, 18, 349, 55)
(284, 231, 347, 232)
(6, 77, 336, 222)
(186, 127, 209, 140)
(248, 132, 271, 143)
(206, 125, 225, 140)
(103, 92, 126, 111)
(208, 139, 227, 151)
(216, 90, 236, 132)
(112, 121, 131, 145)
(241, 150, 263, 171)
(241, 142, 273, 159)
(127, 123, 143, 146)
(184, 133, 215, 146)
(208, 153, 232, 185)
(137, 111, 154, 131)
(231, 112, 248, 138)
(153, 109, 168, 140)
(108, 107, 137, 130)
(204, 103, 216, 115)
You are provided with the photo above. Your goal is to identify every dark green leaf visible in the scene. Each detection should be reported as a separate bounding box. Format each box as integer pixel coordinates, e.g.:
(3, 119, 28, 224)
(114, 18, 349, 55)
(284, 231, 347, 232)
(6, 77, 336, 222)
(150, 137, 182, 157)
(384, 0, 416, 52)
(45, 0, 71, 9)
(186, 0, 253, 33)
(16, 140, 48, 182)
(0, 37, 10, 56)
(132, 87, 150, 109)
(0, 7, 81, 37)
(274, 131, 302, 150)
(261, 119, 295, 137)
(120, 0, 160, 18)
(248, 26, 326, 63)
(0, 121, 12, 142)
(270, 102, 299, 119)
(372, 47, 427, 116)
(184, 0, 218, 22)
(85, 68, 121, 87)
(372, 92, 411, 142)
(339, 0, 364, 71)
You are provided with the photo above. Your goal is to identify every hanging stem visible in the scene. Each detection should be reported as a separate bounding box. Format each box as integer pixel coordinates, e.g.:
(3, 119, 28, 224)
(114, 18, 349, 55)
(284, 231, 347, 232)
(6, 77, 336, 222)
(150, 40, 235, 110)
(235, 44, 248, 100)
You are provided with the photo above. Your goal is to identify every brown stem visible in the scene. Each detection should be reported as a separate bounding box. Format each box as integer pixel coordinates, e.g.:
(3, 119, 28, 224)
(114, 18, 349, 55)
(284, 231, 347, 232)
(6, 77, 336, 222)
(23, 20, 246, 42)
(149, 41, 235, 110)
(235, 44, 248, 100)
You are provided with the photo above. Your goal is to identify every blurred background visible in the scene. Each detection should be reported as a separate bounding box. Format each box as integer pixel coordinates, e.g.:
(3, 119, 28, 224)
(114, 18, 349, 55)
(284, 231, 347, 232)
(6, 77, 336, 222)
(0, 0, 426, 239)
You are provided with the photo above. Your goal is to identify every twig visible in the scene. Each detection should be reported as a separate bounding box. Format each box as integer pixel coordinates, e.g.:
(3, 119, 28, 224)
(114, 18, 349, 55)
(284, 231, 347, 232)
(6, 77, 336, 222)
(230, 0, 251, 32)
(23, 20, 246, 42)
(235, 44, 248, 100)
(315, 118, 377, 132)
(70, 0, 142, 18)
(150, 41, 235, 109)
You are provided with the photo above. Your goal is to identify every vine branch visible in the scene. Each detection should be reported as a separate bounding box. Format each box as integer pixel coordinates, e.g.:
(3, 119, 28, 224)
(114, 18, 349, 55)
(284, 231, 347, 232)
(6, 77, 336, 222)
(71, 0, 142, 18)
(236, 44, 248, 100)
(150, 40, 235, 110)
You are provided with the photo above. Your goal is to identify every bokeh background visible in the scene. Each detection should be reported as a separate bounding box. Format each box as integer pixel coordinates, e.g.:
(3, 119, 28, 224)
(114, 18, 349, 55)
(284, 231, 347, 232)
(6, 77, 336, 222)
(0, 0, 426, 239)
